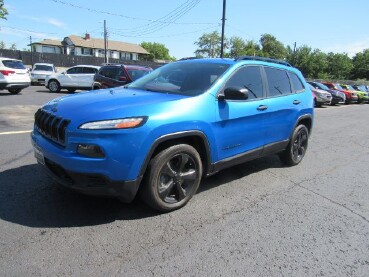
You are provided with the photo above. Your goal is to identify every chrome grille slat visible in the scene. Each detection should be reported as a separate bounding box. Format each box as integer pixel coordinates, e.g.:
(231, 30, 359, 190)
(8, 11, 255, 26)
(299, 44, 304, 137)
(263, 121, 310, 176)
(34, 109, 70, 146)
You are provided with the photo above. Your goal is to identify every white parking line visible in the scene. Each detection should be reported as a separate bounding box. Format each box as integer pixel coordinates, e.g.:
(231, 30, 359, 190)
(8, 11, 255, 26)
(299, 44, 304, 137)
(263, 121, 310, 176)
(0, 130, 32, 135)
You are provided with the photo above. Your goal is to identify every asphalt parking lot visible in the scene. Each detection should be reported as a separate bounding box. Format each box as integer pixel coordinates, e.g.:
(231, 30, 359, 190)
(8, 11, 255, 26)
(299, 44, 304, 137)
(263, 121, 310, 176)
(0, 86, 369, 276)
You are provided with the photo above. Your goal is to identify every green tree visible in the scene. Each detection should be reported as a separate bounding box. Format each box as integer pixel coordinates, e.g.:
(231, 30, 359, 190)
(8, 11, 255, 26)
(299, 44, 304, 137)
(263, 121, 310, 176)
(326, 52, 353, 80)
(0, 40, 5, 49)
(0, 0, 8, 20)
(259, 34, 286, 59)
(286, 45, 328, 79)
(140, 42, 174, 61)
(227, 36, 260, 58)
(194, 31, 226, 58)
(352, 49, 369, 80)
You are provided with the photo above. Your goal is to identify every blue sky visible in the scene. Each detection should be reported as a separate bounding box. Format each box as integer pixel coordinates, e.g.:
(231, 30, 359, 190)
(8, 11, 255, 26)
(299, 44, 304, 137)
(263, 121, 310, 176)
(1, 0, 369, 59)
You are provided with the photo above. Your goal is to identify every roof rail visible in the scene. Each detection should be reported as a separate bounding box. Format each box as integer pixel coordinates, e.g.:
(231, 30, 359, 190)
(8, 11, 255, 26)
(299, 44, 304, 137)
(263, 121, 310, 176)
(235, 56, 292, 67)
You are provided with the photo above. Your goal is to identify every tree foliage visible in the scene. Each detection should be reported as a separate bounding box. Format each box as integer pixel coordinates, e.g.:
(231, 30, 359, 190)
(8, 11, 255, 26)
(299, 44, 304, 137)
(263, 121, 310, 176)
(0, 0, 8, 20)
(140, 42, 174, 61)
(194, 31, 225, 58)
(352, 49, 369, 80)
(259, 34, 286, 59)
(227, 36, 260, 58)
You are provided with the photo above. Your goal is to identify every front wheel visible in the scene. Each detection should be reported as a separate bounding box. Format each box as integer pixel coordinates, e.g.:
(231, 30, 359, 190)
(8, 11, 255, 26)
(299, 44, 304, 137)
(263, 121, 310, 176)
(67, 89, 76, 93)
(140, 144, 202, 212)
(279, 125, 309, 166)
(48, 80, 60, 93)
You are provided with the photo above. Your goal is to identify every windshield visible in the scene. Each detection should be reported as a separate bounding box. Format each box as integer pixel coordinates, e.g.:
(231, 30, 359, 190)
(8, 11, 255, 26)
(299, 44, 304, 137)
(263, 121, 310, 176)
(346, 85, 355, 91)
(315, 82, 329, 90)
(335, 84, 343, 90)
(33, 65, 54, 71)
(128, 61, 230, 96)
(127, 69, 152, 81)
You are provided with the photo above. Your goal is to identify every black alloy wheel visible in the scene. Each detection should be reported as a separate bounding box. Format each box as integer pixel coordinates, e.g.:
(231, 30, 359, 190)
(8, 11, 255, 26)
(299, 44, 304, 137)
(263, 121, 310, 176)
(141, 144, 202, 212)
(279, 125, 309, 166)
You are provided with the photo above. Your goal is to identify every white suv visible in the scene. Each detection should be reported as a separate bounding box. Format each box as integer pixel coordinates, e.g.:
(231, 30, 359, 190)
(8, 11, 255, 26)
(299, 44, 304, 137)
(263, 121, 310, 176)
(45, 65, 100, 93)
(0, 57, 31, 94)
(30, 63, 57, 85)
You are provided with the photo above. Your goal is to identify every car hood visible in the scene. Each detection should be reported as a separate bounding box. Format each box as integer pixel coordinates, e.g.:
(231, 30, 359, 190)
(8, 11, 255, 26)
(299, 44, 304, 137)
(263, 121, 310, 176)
(42, 87, 190, 125)
(313, 88, 330, 95)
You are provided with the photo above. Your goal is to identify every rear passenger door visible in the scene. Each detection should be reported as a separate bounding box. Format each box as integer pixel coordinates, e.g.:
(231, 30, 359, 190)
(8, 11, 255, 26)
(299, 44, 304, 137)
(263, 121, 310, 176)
(263, 66, 306, 145)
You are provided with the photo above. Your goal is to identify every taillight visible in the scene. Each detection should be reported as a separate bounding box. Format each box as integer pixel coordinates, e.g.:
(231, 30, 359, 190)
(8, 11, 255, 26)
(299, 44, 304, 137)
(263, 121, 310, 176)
(0, 70, 16, 76)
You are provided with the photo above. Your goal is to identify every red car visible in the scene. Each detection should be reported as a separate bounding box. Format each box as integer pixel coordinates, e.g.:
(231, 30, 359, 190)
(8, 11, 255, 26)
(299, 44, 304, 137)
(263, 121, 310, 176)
(321, 82, 358, 104)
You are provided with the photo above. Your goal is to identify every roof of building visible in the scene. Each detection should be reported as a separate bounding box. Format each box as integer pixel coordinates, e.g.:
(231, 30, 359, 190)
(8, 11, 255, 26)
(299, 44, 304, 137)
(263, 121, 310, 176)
(66, 35, 149, 55)
(31, 35, 149, 55)
(31, 39, 63, 47)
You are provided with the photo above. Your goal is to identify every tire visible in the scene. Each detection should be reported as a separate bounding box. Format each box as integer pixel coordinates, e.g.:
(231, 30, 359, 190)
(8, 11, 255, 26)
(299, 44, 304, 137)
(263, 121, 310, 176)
(279, 125, 309, 166)
(140, 144, 203, 212)
(48, 80, 60, 93)
(67, 89, 76, 93)
(8, 88, 21, 94)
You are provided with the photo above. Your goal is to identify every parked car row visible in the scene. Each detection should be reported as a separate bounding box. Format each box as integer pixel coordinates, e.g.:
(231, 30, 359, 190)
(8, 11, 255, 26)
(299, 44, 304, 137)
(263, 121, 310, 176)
(308, 81, 369, 107)
(0, 57, 153, 94)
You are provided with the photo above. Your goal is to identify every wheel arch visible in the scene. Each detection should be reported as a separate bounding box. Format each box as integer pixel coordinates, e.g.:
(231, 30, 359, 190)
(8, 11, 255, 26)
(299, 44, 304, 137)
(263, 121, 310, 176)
(137, 131, 212, 185)
(294, 114, 313, 136)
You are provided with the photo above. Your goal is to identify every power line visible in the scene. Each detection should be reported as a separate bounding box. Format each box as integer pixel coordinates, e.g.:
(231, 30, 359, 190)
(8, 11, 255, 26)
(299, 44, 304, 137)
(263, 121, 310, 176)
(109, 0, 202, 36)
(48, 0, 211, 26)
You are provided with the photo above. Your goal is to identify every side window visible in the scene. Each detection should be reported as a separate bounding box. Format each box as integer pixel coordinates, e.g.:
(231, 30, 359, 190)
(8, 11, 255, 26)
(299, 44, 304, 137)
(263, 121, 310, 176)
(83, 67, 98, 74)
(265, 67, 292, 97)
(289, 72, 305, 93)
(66, 67, 77, 74)
(224, 66, 263, 100)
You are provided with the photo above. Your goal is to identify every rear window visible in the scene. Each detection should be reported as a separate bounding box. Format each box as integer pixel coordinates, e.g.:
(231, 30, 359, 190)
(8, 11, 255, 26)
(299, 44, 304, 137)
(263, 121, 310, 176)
(33, 65, 54, 71)
(2, 60, 26, 69)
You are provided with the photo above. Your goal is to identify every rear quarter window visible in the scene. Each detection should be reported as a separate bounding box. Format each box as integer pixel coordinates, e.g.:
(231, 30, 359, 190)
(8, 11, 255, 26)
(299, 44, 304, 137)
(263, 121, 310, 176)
(289, 72, 305, 93)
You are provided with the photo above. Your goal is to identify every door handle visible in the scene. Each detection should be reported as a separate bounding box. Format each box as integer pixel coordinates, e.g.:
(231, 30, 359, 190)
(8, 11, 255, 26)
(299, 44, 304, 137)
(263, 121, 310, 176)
(257, 105, 268, 111)
(293, 100, 301, 105)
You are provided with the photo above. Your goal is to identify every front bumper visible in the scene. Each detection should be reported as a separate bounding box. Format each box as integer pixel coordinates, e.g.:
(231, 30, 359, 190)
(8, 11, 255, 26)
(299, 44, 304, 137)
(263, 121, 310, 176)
(31, 130, 142, 202)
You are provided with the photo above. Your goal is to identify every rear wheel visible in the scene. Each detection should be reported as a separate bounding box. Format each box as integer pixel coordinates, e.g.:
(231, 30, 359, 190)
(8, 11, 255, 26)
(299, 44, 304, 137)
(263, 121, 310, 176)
(8, 88, 21, 94)
(140, 144, 202, 212)
(279, 125, 309, 166)
(48, 80, 60, 93)
(67, 89, 76, 93)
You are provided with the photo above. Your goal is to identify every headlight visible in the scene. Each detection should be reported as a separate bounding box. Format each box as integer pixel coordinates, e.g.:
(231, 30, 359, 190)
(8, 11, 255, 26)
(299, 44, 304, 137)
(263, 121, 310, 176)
(79, 117, 147, 130)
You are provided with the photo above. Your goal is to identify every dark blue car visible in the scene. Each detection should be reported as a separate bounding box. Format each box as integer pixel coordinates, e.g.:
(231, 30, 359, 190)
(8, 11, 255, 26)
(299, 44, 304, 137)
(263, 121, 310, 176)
(31, 56, 314, 211)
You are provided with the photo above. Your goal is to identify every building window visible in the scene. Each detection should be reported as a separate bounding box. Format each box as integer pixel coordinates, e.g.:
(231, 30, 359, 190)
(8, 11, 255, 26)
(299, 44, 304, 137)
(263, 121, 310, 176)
(81, 48, 93, 55)
(42, 46, 57, 53)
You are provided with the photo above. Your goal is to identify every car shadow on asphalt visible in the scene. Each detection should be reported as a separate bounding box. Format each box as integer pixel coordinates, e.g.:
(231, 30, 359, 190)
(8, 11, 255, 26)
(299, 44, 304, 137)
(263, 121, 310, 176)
(0, 156, 284, 228)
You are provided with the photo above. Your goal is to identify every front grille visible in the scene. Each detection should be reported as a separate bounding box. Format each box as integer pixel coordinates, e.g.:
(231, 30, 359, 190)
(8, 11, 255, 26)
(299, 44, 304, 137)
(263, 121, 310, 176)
(35, 109, 70, 145)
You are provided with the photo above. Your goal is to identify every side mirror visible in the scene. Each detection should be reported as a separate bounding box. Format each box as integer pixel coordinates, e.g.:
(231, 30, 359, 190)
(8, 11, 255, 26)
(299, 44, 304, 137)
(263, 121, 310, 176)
(219, 86, 249, 100)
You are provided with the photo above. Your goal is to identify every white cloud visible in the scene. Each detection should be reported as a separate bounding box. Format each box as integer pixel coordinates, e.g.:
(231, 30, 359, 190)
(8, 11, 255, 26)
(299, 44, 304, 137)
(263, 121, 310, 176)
(47, 18, 65, 28)
(0, 26, 57, 39)
(322, 38, 369, 57)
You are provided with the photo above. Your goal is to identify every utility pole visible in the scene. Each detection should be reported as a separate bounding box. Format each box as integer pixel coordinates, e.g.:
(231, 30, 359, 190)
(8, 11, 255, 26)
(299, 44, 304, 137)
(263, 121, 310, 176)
(104, 19, 108, 63)
(29, 36, 33, 66)
(220, 0, 226, 58)
(293, 42, 297, 66)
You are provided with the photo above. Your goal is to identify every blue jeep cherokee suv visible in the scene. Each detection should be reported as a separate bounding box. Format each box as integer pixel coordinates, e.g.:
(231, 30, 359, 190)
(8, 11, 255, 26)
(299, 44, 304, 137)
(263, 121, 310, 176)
(31, 56, 313, 212)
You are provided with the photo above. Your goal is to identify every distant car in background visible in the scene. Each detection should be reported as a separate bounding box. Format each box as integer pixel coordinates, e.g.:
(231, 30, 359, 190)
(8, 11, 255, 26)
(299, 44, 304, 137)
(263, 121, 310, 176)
(308, 83, 332, 107)
(92, 64, 153, 89)
(0, 57, 30, 94)
(308, 81, 345, 105)
(30, 63, 57, 86)
(322, 82, 358, 104)
(45, 65, 100, 93)
(341, 84, 369, 103)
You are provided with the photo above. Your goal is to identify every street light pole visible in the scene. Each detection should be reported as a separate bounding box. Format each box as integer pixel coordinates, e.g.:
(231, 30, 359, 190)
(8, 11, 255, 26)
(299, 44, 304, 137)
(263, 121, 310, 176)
(220, 0, 226, 58)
